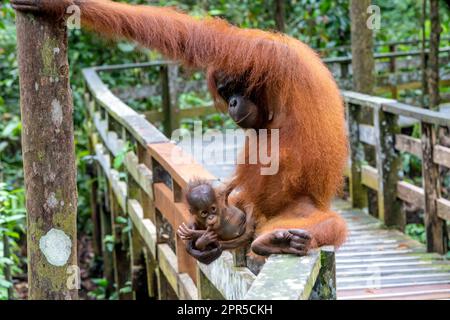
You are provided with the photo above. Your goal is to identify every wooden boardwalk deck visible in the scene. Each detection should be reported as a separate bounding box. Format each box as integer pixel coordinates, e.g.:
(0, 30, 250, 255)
(179, 136, 450, 300)
(333, 199, 450, 300)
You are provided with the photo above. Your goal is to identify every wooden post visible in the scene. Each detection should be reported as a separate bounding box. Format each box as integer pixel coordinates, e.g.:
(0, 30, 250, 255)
(422, 0, 447, 254)
(340, 62, 351, 90)
(160, 65, 179, 138)
(428, 0, 441, 109)
(347, 103, 367, 208)
(85, 99, 102, 256)
(173, 180, 198, 283)
(160, 65, 171, 137)
(274, 0, 286, 33)
(374, 107, 403, 227)
(420, 0, 428, 107)
(350, 0, 375, 94)
(16, 12, 78, 299)
(310, 247, 336, 300)
(97, 165, 115, 297)
(127, 171, 149, 299)
(421, 122, 448, 253)
(388, 44, 398, 99)
(109, 188, 132, 299)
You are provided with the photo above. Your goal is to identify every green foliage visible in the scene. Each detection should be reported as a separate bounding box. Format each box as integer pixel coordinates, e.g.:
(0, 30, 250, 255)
(103, 235, 115, 253)
(87, 278, 109, 300)
(0, 182, 26, 299)
(113, 142, 133, 170)
(405, 223, 426, 244)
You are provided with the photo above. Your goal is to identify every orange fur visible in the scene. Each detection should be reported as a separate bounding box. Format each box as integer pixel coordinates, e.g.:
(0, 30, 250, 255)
(48, 0, 349, 249)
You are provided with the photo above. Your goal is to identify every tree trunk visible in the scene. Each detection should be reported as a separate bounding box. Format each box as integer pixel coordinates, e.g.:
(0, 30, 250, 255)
(16, 13, 78, 299)
(428, 0, 441, 110)
(420, 0, 428, 107)
(275, 0, 286, 33)
(350, 0, 375, 94)
(350, 0, 375, 214)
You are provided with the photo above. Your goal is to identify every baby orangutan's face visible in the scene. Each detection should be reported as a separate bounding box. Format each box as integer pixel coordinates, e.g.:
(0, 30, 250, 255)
(187, 184, 221, 230)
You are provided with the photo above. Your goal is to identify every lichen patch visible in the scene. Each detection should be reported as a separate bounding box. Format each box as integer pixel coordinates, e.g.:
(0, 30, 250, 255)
(51, 98, 63, 128)
(39, 228, 72, 267)
(47, 192, 58, 209)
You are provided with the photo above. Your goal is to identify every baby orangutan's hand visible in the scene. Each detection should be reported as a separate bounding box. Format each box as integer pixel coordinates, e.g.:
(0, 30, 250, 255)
(195, 229, 218, 251)
(177, 223, 195, 241)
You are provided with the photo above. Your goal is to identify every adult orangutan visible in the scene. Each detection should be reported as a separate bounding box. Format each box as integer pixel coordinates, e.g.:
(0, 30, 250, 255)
(12, 0, 348, 259)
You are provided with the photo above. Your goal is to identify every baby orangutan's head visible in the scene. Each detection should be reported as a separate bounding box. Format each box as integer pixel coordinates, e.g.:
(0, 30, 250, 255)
(185, 179, 220, 230)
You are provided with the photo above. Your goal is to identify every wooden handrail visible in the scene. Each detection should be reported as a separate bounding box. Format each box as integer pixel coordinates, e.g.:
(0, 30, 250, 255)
(323, 46, 450, 64)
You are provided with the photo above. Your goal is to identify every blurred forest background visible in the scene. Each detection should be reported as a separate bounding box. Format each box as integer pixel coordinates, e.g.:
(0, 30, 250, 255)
(0, 0, 449, 299)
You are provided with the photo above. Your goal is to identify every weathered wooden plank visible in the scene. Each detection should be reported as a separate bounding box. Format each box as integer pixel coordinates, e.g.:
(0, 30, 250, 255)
(156, 243, 199, 300)
(337, 279, 450, 291)
(123, 151, 154, 199)
(157, 244, 179, 293)
(343, 91, 395, 109)
(95, 144, 128, 211)
(383, 101, 450, 127)
(198, 251, 256, 300)
(433, 145, 450, 168)
(395, 134, 422, 158)
(347, 102, 368, 208)
(325, 46, 450, 64)
(338, 283, 450, 300)
(342, 90, 450, 126)
(358, 124, 376, 146)
(174, 203, 197, 283)
(421, 122, 448, 254)
(83, 68, 168, 146)
(153, 182, 176, 227)
(178, 273, 198, 300)
(94, 60, 174, 72)
(148, 142, 217, 190)
(361, 165, 379, 191)
(128, 199, 157, 258)
(341, 288, 450, 300)
(374, 108, 403, 227)
(310, 247, 336, 300)
(178, 105, 217, 119)
(244, 251, 321, 300)
(437, 198, 450, 221)
(396, 181, 425, 209)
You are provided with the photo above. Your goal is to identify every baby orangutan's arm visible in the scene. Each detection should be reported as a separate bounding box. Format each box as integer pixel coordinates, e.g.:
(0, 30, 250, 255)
(177, 223, 205, 241)
(195, 228, 219, 251)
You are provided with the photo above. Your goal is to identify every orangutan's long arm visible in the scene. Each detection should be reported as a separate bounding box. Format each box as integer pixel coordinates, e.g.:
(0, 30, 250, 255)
(12, 0, 296, 88)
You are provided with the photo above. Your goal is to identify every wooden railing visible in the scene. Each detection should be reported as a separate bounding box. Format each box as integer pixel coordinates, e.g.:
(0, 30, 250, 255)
(325, 47, 450, 103)
(317, 36, 450, 57)
(343, 91, 450, 254)
(82, 65, 336, 300)
(99, 48, 450, 134)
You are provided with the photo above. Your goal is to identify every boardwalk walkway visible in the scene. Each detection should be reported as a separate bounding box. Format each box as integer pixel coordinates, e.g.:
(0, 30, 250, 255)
(179, 135, 450, 300)
(333, 199, 450, 300)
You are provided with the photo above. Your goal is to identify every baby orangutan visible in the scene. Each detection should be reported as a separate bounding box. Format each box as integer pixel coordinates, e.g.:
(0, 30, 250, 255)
(177, 179, 254, 264)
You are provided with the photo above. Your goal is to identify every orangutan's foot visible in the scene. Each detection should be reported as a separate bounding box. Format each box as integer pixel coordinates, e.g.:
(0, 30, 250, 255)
(251, 229, 312, 256)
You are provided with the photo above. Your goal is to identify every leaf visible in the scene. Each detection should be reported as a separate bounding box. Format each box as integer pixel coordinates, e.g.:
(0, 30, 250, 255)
(0, 278, 12, 289)
(113, 152, 125, 169)
(0, 214, 25, 224)
(115, 216, 127, 225)
(1, 120, 20, 137)
(117, 42, 136, 53)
